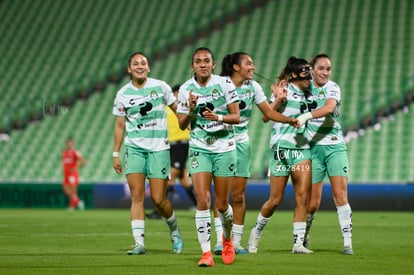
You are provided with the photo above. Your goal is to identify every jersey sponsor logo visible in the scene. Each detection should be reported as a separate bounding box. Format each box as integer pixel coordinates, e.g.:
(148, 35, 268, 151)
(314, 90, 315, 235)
(229, 89, 238, 100)
(137, 121, 157, 129)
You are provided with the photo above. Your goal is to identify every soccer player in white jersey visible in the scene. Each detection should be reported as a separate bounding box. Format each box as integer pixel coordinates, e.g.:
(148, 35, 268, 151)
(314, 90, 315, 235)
(177, 47, 240, 267)
(247, 57, 314, 254)
(212, 52, 299, 255)
(296, 53, 354, 255)
(112, 52, 183, 256)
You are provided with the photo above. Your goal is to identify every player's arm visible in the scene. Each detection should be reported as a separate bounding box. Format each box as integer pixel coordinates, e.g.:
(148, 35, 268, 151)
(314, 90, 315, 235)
(258, 101, 299, 128)
(297, 98, 337, 127)
(112, 116, 125, 174)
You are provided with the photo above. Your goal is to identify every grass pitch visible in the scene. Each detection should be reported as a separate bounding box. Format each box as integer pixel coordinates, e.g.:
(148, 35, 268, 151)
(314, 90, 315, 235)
(0, 209, 413, 274)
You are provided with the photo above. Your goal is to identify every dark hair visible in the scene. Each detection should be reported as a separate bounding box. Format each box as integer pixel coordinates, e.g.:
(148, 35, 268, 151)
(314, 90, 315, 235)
(191, 47, 215, 63)
(220, 52, 248, 77)
(310, 53, 331, 68)
(278, 56, 309, 82)
(172, 84, 180, 93)
(128, 51, 150, 67)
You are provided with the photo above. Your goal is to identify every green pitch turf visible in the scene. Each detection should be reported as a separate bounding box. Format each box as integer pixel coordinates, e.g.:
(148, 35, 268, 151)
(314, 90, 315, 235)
(0, 209, 413, 274)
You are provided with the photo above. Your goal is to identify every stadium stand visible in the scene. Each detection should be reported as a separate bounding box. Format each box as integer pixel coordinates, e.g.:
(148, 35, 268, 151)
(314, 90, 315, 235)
(0, 0, 413, 183)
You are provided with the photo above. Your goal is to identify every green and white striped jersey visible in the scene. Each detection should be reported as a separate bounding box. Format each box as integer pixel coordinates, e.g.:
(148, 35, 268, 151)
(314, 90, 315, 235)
(112, 78, 175, 151)
(177, 75, 239, 153)
(305, 80, 345, 145)
(234, 80, 267, 143)
(269, 83, 310, 149)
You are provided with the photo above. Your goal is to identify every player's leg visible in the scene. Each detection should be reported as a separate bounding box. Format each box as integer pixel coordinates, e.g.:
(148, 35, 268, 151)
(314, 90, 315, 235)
(330, 175, 353, 255)
(212, 204, 223, 255)
(291, 159, 313, 254)
(126, 173, 147, 255)
(304, 182, 323, 247)
(148, 150, 183, 254)
(231, 141, 250, 254)
(304, 145, 327, 247)
(231, 176, 248, 254)
(213, 150, 236, 265)
(192, 171, 214, 266)
(247, 174, 288, 253)
(326, 146, 353, 255)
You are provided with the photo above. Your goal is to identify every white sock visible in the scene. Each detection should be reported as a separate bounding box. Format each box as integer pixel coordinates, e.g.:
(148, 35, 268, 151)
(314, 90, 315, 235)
(164, 211, 178, 233)
(195, 209, 212, 253)
(232, 224, 244, 247)
(214, 217, 223, 244)
(253, 212, 269, 237)
(131, 219, 145, 247)
(337, 204, 353, 247)
(219, 204, 233, 240)
(293, 222, 306, 245)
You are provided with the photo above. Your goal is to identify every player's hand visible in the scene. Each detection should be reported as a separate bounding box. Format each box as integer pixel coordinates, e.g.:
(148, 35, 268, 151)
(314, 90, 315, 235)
(201, 107, 216, 121)
(289, 118, 300, 128)
(112, 157, 123, 174)
(189, 91, 198, 113)
(271, 80, 288, 103)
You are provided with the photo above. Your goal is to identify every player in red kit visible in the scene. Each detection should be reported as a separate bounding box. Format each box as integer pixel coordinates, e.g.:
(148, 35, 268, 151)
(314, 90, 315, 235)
(62, 137, 86, 210)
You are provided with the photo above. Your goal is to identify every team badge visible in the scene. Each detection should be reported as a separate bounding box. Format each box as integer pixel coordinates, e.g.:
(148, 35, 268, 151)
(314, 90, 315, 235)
(149, 90, 158, 100)
(317, 91, 326, 100)
(191, 157, 199, 169)
(212, 89, 220, 100)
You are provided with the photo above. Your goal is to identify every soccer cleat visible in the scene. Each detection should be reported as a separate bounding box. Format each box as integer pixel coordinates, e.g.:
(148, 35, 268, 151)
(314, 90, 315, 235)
(198, 251, 214, 267)
(247, 229, 261, 254)
(292, 243, 314, 254)
(234, 245, 249, 254)
(213, 243, 222, 255)
(222, 235, 235, 265)
(127, 244, 147, 255)
(77, 200, 85, 210)
(171, 230, 184, 254)
(343, 246, 354, 255)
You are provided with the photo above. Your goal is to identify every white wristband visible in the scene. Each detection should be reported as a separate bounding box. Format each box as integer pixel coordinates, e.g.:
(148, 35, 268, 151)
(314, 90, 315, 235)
(112, 151, 119, 158)
(297, 112, 313, 127)
(217, 114, 223, 122)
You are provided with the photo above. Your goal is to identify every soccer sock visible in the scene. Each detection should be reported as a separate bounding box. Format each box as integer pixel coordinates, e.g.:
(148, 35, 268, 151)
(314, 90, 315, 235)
(304, 213, 316, 240)
(131, 219, 145, 247)
(185, 185, 197, 206)
(164, 211, 178, 233)
(293, 222, 306, 245)
(70, 196, 80, 208)
(337, 204, 353, 247)
(214, 217, 223, 244)
(195, 209, 212, 253)
(219, 204, 233, 240)
(253, 212, 269, 237)
(232, 224, 244, 247)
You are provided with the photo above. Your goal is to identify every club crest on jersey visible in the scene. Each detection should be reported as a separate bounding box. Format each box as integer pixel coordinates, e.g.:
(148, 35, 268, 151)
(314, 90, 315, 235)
(317, 91, 326, 100)
(212, 89, 220, 100)
(244, 89, 252, 99)
(149, 90, 158, 100)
